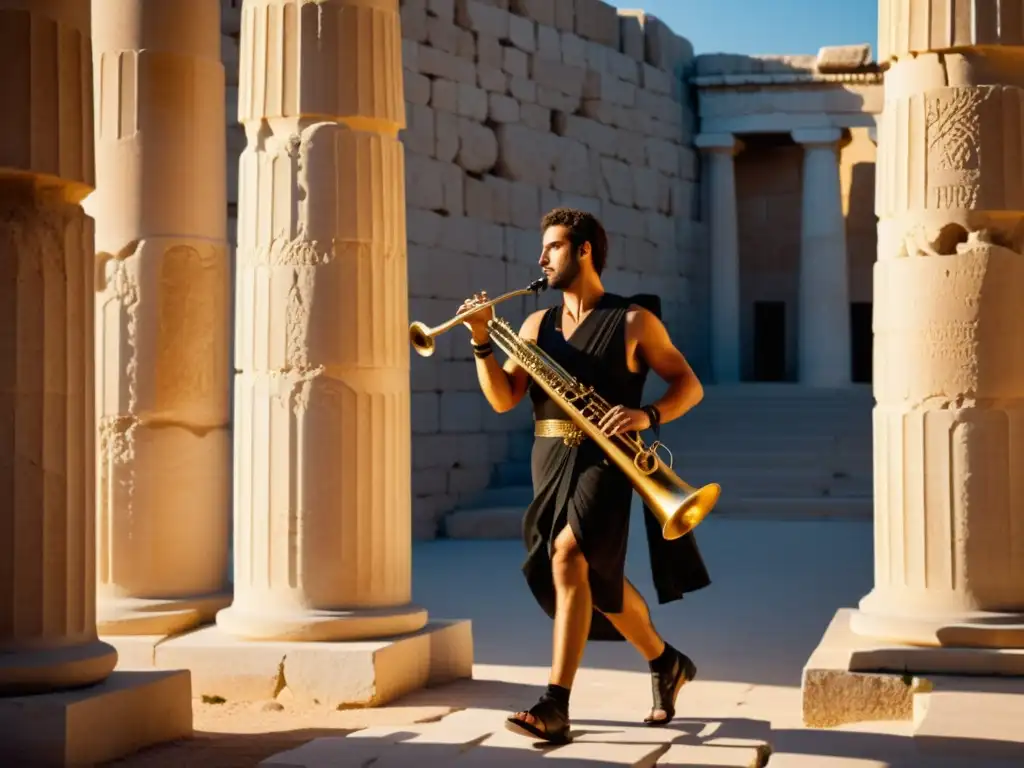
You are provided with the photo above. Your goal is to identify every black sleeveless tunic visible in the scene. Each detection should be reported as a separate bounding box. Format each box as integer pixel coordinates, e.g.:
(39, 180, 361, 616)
(520, 292, 712, 642)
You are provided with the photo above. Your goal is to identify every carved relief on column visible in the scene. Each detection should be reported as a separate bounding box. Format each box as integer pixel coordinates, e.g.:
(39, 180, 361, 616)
(694, 132, 743, 384)
(216, 0, 425, 642)
(0, 0, 117, 694)
(852, 47, 1024, 646)
(91, 0, 231, 636)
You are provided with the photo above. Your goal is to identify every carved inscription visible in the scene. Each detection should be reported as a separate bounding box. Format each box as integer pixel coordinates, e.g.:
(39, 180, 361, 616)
(926, 87, 990, 210)
(933, 185, 979, 209)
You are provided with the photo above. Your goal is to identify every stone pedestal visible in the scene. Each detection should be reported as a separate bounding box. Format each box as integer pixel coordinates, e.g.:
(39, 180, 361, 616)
(90, 0, 232, 639)
(803, 0, 1024, 728)
(695, 133, 743, 384)
(793, 127, 850, 387)
(0, 2, 193, 763)
(198, 0, 470, 702)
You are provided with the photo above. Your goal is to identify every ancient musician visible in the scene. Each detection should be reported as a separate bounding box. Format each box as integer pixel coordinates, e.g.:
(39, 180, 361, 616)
(457, 207, 712, 744)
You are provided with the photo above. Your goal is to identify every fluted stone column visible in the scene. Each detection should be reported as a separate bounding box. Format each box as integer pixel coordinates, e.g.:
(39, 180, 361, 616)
(0, 0, 118, 695)
(90, 0, 231, 637)
(793, 127, 850, 387)
(215, 0, 426, 642)
(851, 1, 1024, 648)
(695, 133, 743, 384)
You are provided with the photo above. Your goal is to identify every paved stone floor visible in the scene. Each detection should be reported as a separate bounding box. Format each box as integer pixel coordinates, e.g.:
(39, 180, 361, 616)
(109, 516, 1024, 766)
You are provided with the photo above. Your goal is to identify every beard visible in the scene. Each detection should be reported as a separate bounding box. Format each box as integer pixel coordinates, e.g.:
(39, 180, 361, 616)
(547, 247, 581, 290)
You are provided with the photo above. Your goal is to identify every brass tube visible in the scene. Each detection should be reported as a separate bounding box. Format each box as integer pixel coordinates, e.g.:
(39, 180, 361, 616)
(408, 276, 548, 357)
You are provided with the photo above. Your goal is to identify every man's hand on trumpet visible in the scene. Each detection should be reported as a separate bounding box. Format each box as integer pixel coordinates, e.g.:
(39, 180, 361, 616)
(458, 291, 495, 343)
(597, 404, 652, 436)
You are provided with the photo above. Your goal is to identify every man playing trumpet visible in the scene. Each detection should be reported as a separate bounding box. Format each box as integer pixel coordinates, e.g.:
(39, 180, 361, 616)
(457, 207, 712, 744)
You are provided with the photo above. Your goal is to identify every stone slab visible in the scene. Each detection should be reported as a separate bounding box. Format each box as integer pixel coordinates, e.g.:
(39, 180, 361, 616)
(801, 608, 1024, 728)
(0, 670, 191, 767)
(659, 743, 763, 766)
(802, 609, 926, 728)
(152, 619, 473, 708)
(260, 711, 771, 766)
(914, 678, 1024, 762)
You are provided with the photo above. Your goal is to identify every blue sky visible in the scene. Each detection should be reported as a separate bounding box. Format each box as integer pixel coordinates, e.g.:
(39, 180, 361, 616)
(603, 0, 878, 57)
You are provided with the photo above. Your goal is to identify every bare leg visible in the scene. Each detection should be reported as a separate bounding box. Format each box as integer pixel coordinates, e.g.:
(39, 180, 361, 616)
(511, 524, 591, 734)
(602, 578, 692, 723)
(602, 577, 665, 661)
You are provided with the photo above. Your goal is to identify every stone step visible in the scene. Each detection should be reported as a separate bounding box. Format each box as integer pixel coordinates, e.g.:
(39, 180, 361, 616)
(498, 434, 873, 455)
(443, 506, 524, 539)
(495, 449, 872, 485)
(444, 496, 873, 539)
(697, 382, 874, 399)
(475, 466, 873, 509)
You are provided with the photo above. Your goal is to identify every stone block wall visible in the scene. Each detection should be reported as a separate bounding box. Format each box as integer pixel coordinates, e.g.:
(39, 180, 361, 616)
(220, 0, 705, 538)
(400, 0, 704, 537)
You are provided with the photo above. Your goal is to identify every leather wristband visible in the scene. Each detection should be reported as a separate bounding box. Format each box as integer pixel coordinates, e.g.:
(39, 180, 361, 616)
(641, 404, 661, 437)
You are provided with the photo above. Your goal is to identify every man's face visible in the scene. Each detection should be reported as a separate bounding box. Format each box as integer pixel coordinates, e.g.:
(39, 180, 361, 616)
(539, 225, 584, 290)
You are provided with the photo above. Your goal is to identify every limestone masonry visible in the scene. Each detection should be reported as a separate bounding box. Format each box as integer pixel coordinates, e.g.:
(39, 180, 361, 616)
(401, 0, 697, 536)
(219, 1, 884, 538)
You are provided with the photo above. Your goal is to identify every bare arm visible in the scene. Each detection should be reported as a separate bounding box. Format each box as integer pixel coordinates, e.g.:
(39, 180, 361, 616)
(631, 308, 704, 424)
(470, 309, 544, 414)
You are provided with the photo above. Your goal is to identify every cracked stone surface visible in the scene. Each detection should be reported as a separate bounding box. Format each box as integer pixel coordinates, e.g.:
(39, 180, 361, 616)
(101, 519, 1024, 766)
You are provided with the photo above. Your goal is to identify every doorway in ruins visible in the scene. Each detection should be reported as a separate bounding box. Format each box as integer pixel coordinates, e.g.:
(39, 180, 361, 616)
(733, 129, 877, 384)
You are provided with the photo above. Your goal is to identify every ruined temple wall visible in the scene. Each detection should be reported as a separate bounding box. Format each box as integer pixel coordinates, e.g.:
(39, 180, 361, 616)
(398, 0, 703, 536)
(220, 0, 704, 538)
(732, 128, 877, 380)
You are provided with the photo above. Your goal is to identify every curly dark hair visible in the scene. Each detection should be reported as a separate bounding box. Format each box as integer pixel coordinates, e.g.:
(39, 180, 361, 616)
(540, 207, 608, 275)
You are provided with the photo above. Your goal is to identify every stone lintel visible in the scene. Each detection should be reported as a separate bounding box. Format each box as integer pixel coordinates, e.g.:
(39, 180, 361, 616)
(111, 619, 473, 709)
(691, 71, 883, 87)
(802, 608, 1024, 728)
(699, 112, 877, 137)
(0, 670, 192, 766)
(792, 127, 843, 146)
(694, 132, 742, 153)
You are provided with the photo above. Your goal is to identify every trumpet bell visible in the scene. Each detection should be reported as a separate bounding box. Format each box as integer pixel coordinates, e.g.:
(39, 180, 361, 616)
(659, 482, 721, 540)
(409, 321, 436, 357)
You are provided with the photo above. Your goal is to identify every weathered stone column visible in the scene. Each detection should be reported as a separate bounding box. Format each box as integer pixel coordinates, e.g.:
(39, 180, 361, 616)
(802, 0, 1024, 731)
(90, 0, 231, 637)
(850, 3, 1024, 648)
(215, 0, 427, 642)
(0, 0, 118, 695)
(695, 133, 743, 384)
(793, 127, 850, 387)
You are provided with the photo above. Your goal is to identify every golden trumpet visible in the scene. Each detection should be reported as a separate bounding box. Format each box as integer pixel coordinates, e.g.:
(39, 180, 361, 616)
(406, 277, 720, 540)
(409, 276, 548, 357)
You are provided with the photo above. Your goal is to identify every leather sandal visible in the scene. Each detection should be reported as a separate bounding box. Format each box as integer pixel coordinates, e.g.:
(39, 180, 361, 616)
(505, 695, 572, 744)
(643, 647, 697, 727)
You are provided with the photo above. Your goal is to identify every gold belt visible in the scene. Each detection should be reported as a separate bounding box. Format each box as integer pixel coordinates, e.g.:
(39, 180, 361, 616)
(535, 419, 586, 448)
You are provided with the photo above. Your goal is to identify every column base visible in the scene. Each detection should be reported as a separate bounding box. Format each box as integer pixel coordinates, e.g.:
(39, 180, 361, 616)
(850, 590, 1024, 649)
(0, 639, 118, 696)
(151, 619, 472, 708)
(97, 591, 232, 637)
(802, 608, 1024, 728)
(0, 669, 192, 766)
(215, 602, 429, 642)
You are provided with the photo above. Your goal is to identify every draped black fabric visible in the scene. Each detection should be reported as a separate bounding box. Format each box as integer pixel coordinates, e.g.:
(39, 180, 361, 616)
(519, 292, 712, 642)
